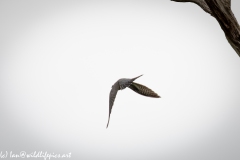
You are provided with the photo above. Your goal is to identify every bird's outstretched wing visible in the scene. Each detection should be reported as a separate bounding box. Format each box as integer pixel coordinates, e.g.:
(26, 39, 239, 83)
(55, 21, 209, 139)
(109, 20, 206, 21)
(106, 81, 119, 128)
(128, 82, 160, 98)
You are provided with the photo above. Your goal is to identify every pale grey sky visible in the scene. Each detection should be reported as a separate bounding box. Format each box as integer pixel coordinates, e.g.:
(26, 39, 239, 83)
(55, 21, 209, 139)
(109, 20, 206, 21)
(1, 1, 240, 160)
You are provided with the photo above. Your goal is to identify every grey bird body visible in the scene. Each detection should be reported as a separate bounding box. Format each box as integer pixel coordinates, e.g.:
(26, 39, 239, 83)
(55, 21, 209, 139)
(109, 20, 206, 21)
(106, 75, 160, 128)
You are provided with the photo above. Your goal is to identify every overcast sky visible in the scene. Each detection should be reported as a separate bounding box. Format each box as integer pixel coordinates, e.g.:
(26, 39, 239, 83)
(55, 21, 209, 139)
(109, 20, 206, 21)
(1, 1, 240, 160)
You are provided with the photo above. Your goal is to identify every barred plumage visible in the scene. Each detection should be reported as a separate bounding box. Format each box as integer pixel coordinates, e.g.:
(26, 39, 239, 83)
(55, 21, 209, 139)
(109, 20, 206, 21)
(107, 75, 160, 128)
(128, 82, 160, 98)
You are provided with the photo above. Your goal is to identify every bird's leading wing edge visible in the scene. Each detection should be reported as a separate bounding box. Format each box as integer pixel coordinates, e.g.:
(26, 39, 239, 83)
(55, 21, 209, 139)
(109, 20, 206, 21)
(107, 81, 119, 128)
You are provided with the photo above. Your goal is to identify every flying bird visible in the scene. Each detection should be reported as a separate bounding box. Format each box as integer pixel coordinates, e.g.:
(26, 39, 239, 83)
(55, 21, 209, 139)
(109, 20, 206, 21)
(106, 75, 160, 128)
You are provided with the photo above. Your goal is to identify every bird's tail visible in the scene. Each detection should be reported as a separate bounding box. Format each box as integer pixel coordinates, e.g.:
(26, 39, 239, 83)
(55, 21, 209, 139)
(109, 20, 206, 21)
(128, 82, 160, 98)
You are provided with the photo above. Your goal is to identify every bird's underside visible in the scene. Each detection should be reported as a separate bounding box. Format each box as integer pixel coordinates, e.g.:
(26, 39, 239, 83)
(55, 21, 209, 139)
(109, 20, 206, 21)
(106, 75, 160, 128)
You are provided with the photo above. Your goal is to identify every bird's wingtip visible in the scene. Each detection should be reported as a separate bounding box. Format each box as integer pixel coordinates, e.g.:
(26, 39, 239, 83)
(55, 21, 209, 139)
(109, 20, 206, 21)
(132, 74, 143, 81)
(106, 115, 110, 128)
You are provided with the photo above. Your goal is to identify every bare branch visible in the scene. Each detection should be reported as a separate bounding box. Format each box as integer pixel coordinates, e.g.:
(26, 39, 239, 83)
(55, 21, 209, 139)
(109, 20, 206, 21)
(171, 0, 240, 57)
(222, 0, 231, 8)
(205, 0, 240, 56)
(171, 0, 212, 15)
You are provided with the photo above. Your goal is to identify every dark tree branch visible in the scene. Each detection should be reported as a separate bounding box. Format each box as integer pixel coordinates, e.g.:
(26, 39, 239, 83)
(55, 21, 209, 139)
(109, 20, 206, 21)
(222, 0, 230, 7)
(171, 0, 240, 57)
(171, 0, 212, 15)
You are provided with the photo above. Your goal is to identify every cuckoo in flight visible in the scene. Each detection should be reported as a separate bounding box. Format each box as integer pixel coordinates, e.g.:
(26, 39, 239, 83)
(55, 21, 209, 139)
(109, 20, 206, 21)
(107, 75, 160, 128)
